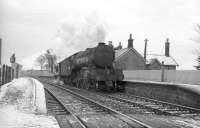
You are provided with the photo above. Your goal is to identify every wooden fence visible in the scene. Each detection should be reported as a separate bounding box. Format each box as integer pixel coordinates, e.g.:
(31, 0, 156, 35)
(0, 64, 14, 86)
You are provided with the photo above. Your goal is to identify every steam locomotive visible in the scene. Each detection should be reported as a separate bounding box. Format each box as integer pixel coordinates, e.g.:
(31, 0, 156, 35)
(58, 42, 124, 91)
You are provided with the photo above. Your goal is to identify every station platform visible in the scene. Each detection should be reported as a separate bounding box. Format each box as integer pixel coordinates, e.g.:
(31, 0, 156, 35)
(123, 80, 200, 109)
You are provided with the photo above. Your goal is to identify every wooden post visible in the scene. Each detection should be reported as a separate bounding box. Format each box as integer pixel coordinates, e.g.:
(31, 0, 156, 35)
(161, 61, 165, 82)
(11, 67, 13, 81)
(10, 67, 12, 82)
(3, 65, 5, 84)
(4, 65, 7, 84)
(10, 67, 13, 81)
(8, 66, 11, 82)
(0, 67, 1, 86)
(5, 65, 8, 83)
(7, 65, 9, 83)
(12, 68, 14, 80)
(2, 64, 5, 85)
(16, 66, 18, 78)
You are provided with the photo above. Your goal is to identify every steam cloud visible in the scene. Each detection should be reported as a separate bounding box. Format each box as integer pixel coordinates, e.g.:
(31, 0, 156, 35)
(21, 13, 108, 69)
(54, 13, 108, 60)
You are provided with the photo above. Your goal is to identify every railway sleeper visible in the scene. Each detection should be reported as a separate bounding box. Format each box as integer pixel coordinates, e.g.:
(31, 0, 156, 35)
(53, 109, 68, 112)
(144, 104, 163, 108)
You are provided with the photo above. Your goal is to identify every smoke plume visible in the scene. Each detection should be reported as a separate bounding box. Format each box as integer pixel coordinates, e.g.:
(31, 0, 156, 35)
(21, 13, 108, 69)
(55, 13, 108, 60)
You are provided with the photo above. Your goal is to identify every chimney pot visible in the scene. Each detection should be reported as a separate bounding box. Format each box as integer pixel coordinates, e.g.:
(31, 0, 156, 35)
(130, 34, 132, 39)
(118, 42, 122, 49)
(165, 38, 170, 57)
(127, 34, 134, 48)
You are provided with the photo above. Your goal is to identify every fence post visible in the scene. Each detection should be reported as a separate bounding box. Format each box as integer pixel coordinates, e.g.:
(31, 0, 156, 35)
(5, 65, 6, 84)
(12, 68, 14, 80)
(7, 65, 9, 83)
(161, 61, 165, 82)
(0, 67, 1, 86)
(2, 64, 5, 85)
(8, 66, 10, 83)
(10, 67, 12, 82)
(10, 67, 12, 81)
(6, 65, 8, 83)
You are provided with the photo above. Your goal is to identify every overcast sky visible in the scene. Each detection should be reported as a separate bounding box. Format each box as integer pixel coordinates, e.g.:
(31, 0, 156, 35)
(0, 0, 200, 69)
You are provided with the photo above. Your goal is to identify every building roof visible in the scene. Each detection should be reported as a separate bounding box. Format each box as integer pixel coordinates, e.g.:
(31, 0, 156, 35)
(115, 48, 145, 61)
(146, 54, 178, 66)
(148, 58, 161, 65)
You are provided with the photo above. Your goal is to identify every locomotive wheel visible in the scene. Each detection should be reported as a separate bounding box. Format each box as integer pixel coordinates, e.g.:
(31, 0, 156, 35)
(76, 80, 78, 88)
(77, 79, 81, 88)
(95, 82, 99, 90)
(113, 81, 117, 91)
(80, 79, 83, 88)
(82, 79, 85, 89)
(87, 80, 91, 90)
(85, 80, 89, 90)
(82, 79, 89, 90)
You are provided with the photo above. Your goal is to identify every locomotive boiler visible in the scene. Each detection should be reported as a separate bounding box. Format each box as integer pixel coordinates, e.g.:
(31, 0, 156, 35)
(59, 42, 124, 91)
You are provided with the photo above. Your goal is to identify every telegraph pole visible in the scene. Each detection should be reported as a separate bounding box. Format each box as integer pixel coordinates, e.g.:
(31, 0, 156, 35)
(144, 38, 148, 61)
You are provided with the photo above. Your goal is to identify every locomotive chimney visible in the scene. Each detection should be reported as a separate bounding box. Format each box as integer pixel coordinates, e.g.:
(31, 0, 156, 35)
(144, 38, 148, 61)
(118, 42, 122, 49)
(98, 42, 105, 46)
(165, 38, 170, 57)
(108, 41, 113, 48)
(127, 34, 134, 48)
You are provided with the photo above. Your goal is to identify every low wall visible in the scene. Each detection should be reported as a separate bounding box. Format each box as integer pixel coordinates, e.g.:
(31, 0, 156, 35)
(125, 80, 200, 109)
(124, 70, 200, 85)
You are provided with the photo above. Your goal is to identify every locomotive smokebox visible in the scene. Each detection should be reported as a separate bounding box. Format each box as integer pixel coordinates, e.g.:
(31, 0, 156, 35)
(94, 42, 114, 68)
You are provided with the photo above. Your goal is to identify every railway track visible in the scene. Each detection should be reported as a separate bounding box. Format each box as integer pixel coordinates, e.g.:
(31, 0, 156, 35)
(47, 79, 200, 116)
(105, 93, 200, 117)
(44, 83, 152, 128)
(45, 80, 200, 116)
(45, 88, 88, 128)
(42, 80, 200, 127)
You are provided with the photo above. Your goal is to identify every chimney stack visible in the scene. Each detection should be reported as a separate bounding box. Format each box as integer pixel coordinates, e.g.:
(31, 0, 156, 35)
(118, 42, 122, 49)
(165, 38, 170, 57)
(144, 38, 148, 61)
(114, 42, 123, 50)
(127, 34, 134, 48)
(0, 38, 2, 65)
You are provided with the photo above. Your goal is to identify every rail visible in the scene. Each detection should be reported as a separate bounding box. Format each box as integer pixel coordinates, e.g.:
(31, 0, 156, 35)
(45, 82, 152, 128)
(45, 88, 88, 128)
